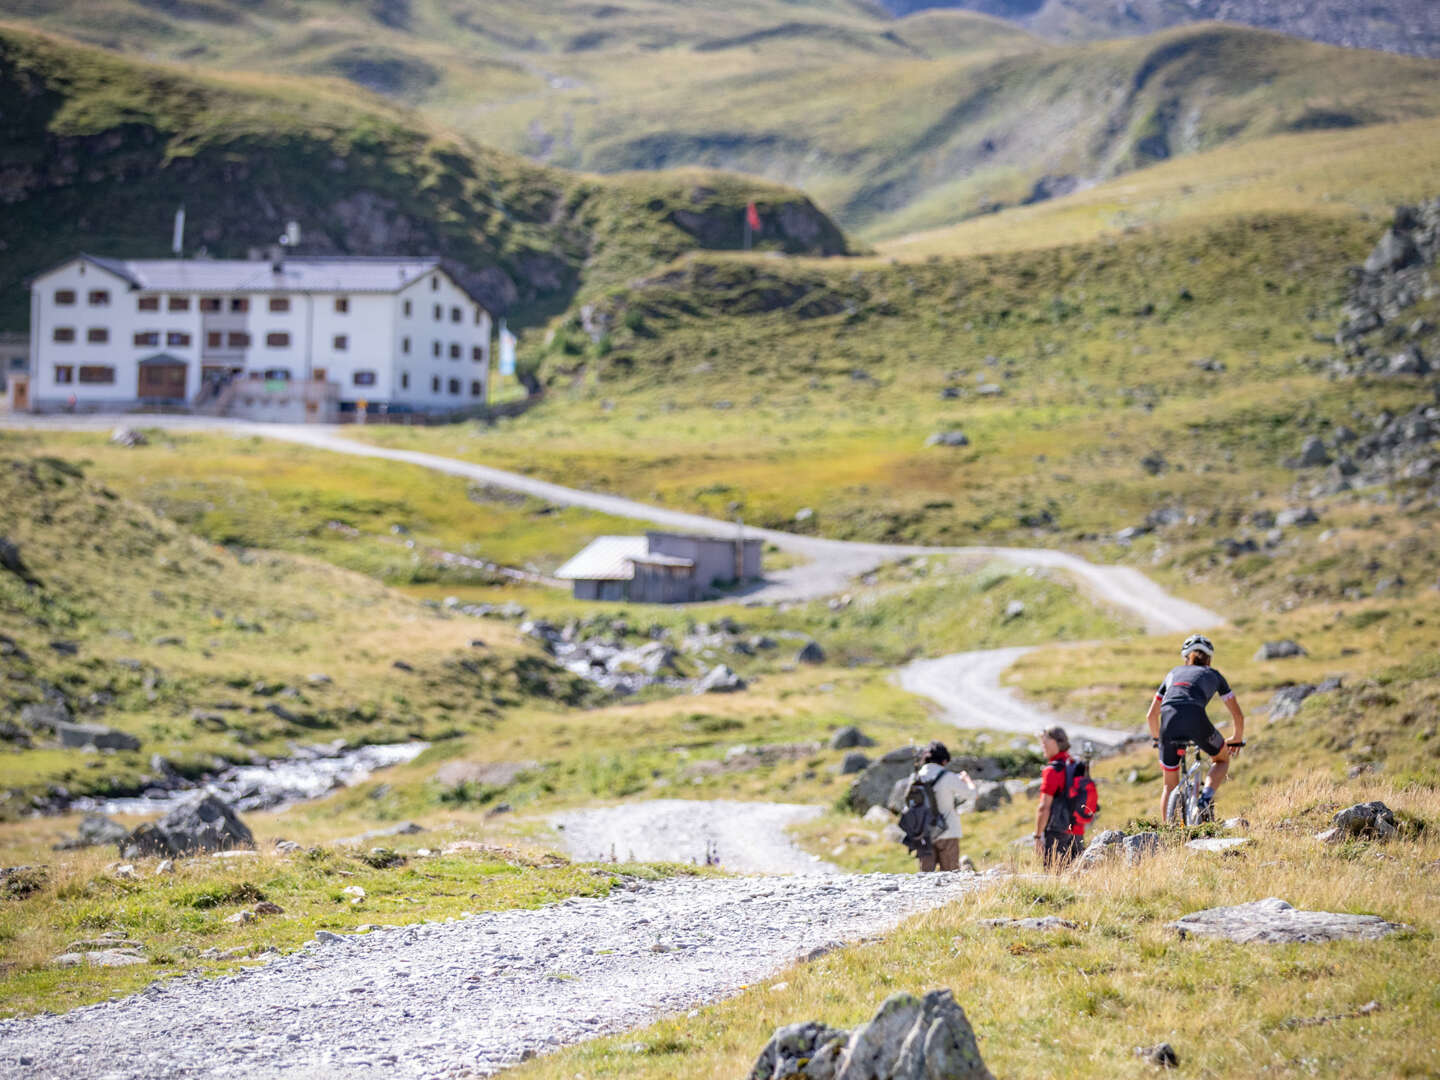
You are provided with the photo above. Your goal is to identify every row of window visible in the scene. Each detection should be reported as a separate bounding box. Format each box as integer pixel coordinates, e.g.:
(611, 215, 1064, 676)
(396, 373, 483, 396)
(54, 328, 360, 351)
(54, 363, 485, 397)
(399, 337, 485, 361)
(54, 290, 354, 315)
(52, 365, 116, 385)
(398, 299, 482, 326)
(53, 326, 482, 357)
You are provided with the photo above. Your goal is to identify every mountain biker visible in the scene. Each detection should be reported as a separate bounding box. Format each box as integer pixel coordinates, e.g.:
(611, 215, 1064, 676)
(908, 741, 977, 872)
(1146, 633, 1245, 821)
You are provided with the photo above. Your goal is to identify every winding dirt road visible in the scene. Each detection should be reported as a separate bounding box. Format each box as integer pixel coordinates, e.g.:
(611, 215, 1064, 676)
(5, 415, 1221, 748)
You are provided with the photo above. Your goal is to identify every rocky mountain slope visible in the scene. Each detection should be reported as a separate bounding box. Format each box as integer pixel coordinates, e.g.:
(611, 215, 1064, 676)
(5, 8, 1438, 240)
(879, 0, 1440, 59)
(0, 24, 847, 331)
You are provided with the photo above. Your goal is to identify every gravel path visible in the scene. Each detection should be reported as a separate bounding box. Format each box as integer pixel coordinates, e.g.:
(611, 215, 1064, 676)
(897, 647, 1140, 748)
(0, 871, 994, 1079)
(551, 800, 836, 875)
(1, 416, 1223, 627)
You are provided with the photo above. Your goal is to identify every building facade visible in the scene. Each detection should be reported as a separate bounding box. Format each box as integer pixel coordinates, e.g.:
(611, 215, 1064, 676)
(26, 254, 491, 414)
(557, 531, 764, 603)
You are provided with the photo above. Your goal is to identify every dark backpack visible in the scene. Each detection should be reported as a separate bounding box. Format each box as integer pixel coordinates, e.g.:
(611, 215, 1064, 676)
(897, 771, 947, 854)
(1045, 759, 1100, 835)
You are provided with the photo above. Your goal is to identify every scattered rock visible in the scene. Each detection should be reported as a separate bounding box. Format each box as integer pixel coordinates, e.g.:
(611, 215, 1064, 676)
(109, 427, 148, 448)
(1331, 801, 1399, 841)
(977, 916, 1076, 930)
(0, 537, 40, 584)
(1275, 506, 1320, 528)
(224, 910, 256, 925)
(795, 640, 827, 665)
(1140, 451, 1168, 475)
(53, 814, 128, 851)
(862, 805, 892, 824)
(20, 702, 71, 732)
(1295, 436, 1332, 468)
(1168, 897, 1406, 943)
(1254, 640, 1307, 661)
(747, 1020, 849, 1080)
(695, 664, 747, 694)
(55, 721, 141, 752)
(829, 726, 875, 750)
(314, 930, 345, 944)
(253, 901, 284, 916)
(336, 821, 426, 846)
(52, 948, 146, 968)
(391, 660, 415, 672)
(1185, 837, 1250, 853)
(837, 752, 871, 775)
(970, 782, 1012, 813)
(926, 431, 970, 448)
(1268, 684, 1317, 720)
(1364, 228, 1418, 275)
(1, 865, 48, 900)
(1135, 1043, 1179, 1069)
(1003, 600, 1025, 620)
(122, 794, 255, 858)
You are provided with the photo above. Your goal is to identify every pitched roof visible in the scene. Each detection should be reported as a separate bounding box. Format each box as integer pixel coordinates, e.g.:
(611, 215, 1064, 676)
(555, 537, 650, 581)
(67, 254, 444, 296)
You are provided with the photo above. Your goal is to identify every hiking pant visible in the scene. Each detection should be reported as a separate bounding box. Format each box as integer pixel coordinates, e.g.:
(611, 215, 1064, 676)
(918, 838, 960, 872)
(1043, 831, 1083, 868)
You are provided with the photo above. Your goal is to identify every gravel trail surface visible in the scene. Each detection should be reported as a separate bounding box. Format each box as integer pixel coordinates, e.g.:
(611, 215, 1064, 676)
(551, 800, 836, 875)
(1, 417, 1222, 627)
(897, 647, 1140, 748)
(0, 871, 993, 1080)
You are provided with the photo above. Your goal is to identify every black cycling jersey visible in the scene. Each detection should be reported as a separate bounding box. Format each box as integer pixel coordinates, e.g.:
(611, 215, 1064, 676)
(1155, 664, 1233, 710)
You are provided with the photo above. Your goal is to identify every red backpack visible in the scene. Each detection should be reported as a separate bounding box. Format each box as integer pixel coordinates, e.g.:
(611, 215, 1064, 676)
(1045, 759, 1099, 833)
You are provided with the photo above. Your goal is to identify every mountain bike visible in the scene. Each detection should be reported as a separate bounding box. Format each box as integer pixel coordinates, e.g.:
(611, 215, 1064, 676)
(1162, 739, 1245, 825)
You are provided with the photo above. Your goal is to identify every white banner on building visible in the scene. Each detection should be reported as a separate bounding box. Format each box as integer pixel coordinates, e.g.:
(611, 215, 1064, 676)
(498, 320, 517, 376)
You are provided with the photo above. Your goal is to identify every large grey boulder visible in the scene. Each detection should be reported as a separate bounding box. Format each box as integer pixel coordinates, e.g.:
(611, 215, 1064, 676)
(1168, 898, 1405, 943)
(1330, 801, 1398, 840)
(1267, 684, 1317, 720)
(796, 641, 827, 665)
(970, 781, 1012, 813)
(1254, 640, 1307, 661)
(838, 752, 871, 775)
(1363, 228, 1418, 275)
(1296, 437, 1331, 468)
(848, 747, 919, 813)
(122, 794, 254, 858)
(53, 814, 129, 851)
(695, 664, 746, 694)
(829, 726, 876, 750)
(768, 989, 993, 1080)
(55, 721, 141, 752)
(20, 702, 70, 732)
(748, 1021, 849, 1080)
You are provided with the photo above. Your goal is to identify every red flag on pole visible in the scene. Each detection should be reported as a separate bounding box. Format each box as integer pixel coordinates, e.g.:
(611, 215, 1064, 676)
(746, 202, 762, 231)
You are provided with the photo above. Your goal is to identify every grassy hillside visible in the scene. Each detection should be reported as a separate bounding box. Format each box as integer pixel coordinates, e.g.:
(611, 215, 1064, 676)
(6, 8, 1437, 240)
(0, 448, 612, 811)
(354, 208, 1438, 600)
(891, 0, 1440, 59)
(0, 22, 848, 332)
(882, 115, 1440, 259)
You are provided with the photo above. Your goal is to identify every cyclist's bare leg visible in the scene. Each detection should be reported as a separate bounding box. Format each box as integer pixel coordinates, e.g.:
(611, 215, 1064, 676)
(1205, 742, 1232, 793)
(1161, 767, 1180, 819)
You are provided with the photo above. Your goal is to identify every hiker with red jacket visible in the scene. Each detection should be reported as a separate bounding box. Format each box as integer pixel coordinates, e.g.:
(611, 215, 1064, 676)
(1033, 725, 1098, 867)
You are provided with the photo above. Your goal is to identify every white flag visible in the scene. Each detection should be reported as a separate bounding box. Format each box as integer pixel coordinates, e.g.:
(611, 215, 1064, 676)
(499, 320, 517, 376)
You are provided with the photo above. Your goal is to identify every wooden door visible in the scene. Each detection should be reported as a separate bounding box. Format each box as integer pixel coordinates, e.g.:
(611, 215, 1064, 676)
(138, 363, 187, 400)
(12, 377, 28, 411)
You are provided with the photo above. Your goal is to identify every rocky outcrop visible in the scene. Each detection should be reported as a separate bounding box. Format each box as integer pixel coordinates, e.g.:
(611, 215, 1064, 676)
(1168, 897, 1406, 943)
(749, 989, 993, 1080)
(122, 794, 254, 858)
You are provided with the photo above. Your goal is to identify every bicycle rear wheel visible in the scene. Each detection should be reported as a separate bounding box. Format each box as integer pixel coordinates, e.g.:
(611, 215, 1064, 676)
(1165, 783, 1186, 824)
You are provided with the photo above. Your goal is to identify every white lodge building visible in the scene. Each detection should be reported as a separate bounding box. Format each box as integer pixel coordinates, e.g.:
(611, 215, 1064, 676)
(28, 254, 492, 415)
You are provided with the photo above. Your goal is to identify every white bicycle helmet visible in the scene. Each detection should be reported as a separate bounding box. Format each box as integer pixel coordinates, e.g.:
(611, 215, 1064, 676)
(1181, 633, 1215, 660)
